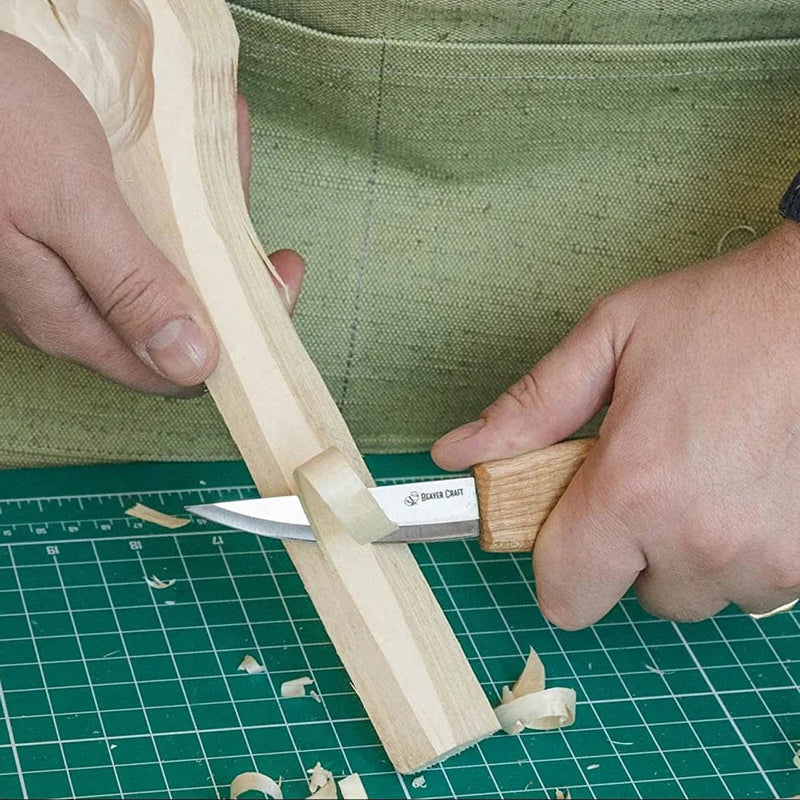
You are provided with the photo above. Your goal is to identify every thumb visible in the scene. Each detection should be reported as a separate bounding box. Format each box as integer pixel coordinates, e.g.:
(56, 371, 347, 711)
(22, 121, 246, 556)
(42, 174, 219, 387)
(268, 248, 305, 314)
(432, 294, 636, 470)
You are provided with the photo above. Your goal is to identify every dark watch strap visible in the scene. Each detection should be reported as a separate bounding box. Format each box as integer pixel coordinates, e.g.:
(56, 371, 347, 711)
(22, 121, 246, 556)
(779, 171, 800, 221)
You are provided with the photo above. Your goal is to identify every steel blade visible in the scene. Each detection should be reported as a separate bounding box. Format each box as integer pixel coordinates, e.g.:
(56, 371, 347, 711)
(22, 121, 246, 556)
(186, 476, 480, 545)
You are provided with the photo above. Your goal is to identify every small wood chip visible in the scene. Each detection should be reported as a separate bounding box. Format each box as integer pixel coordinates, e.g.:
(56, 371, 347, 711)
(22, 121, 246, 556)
(238, 655, 267, 675)
(307, 762, 334, 794)
(230, 771, 283, 799)
(339, 773, 368, 799)
(555, 790, 571, 800)
(307, 785, 336, 800)
(281, 676, 314, 698)
(793, 747, 800, 769)
(411, 776, 426, 789)
(750, 598, 799, 620)
(586, 763, 599, 770)
(309, 690, 322, 704)
(125, 503, 189, 529)
(144, 575, 176, 590)
(513, 647, 546, 695)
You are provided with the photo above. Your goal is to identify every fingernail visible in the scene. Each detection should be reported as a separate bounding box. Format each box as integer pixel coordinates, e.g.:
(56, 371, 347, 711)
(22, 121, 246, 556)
(146, 318, 209, 383)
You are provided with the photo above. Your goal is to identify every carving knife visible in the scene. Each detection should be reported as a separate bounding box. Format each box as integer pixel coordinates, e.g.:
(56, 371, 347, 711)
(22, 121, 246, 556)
(187, 438, 594, 554)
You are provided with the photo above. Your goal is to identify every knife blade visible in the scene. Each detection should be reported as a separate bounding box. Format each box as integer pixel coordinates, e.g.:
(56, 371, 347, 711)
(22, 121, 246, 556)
(187, 475, 479, 545)
(187, 438, 595, 554)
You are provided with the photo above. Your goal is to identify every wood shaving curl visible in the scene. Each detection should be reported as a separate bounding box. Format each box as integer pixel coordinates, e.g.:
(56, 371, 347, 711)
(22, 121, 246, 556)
(230, 771, 282, 799)
(496, 648, 576, 735)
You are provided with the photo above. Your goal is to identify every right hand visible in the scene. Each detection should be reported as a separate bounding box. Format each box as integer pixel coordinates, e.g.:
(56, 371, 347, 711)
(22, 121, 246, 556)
(0, 32, 303, 396)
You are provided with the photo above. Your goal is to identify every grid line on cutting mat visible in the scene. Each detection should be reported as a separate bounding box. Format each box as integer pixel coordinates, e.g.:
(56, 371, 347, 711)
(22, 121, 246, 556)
(0, 456, 798, 800)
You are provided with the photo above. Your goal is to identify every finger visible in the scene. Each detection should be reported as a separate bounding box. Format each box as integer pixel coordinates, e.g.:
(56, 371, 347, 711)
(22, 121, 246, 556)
(237, 94, 252, 205)
(633, 560, 729, 622)
(432, 294, 639, 471)
(0, 229, 201, 396)
(28, 169, 219, 387)
(268, 249, 305, 314)
(532, 451, 648, 630)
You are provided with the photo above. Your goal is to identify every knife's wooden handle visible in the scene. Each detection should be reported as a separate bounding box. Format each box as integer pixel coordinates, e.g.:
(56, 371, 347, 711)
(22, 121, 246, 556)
(473, 438, 596, 553)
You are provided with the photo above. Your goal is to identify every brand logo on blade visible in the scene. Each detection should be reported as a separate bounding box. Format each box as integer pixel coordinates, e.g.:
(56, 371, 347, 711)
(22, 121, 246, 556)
(403, 486, 466, 506)
(404, 491, 420, 507)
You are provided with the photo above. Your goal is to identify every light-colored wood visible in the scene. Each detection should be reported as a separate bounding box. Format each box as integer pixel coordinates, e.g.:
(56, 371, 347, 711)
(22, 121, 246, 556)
(295, 448, 498, 771)
(1, 0, 499, 772)
(474, 438, 596, 553)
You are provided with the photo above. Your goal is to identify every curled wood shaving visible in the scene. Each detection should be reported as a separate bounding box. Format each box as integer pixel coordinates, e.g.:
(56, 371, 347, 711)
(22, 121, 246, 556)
(496, 647, 577, 735)
(513, 647, 546, 695)
(125, 503, 189, 529)
(496, 686, 577, 734)
(750, 598, 799, 620)
(307, 762, 334, 794)
(144, 575, 176, 590)
(793, 747, 800, 769)
(238, 655, 267, 675)
(338, 773, 368, 799)
(411, 776, 426, 788)
(230, 771, 283, 799)
(280, 676, 314, 698)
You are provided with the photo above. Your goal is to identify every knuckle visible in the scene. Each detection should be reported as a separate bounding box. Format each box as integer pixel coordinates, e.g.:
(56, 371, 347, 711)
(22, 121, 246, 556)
(762, 551, 800, 594)
(584, 291, 625, 326)
(100, 270, 169, 334)
(635, 589, 712, 623)
(591, 446, 670, 527)
(494, 372, 545, 415)
(684, 517, 744, 574)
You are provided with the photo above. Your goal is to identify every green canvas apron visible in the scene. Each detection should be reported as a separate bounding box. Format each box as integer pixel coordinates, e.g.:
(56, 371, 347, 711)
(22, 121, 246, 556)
(1, 1, 798, 467)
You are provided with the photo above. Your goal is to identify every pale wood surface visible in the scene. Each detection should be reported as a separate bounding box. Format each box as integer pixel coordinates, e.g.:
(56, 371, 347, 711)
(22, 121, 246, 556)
(295, 448, 500, 770)
(474, 438, 596, 553)
(1, 0, 499, 772)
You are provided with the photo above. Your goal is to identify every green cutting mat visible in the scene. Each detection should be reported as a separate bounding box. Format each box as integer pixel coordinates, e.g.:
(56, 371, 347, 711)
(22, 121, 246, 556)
(0, 455, 798, 800)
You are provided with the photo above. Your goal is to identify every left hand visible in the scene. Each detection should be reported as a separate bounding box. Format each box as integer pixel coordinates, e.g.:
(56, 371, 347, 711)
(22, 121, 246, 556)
(432, 220, 800, 629)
